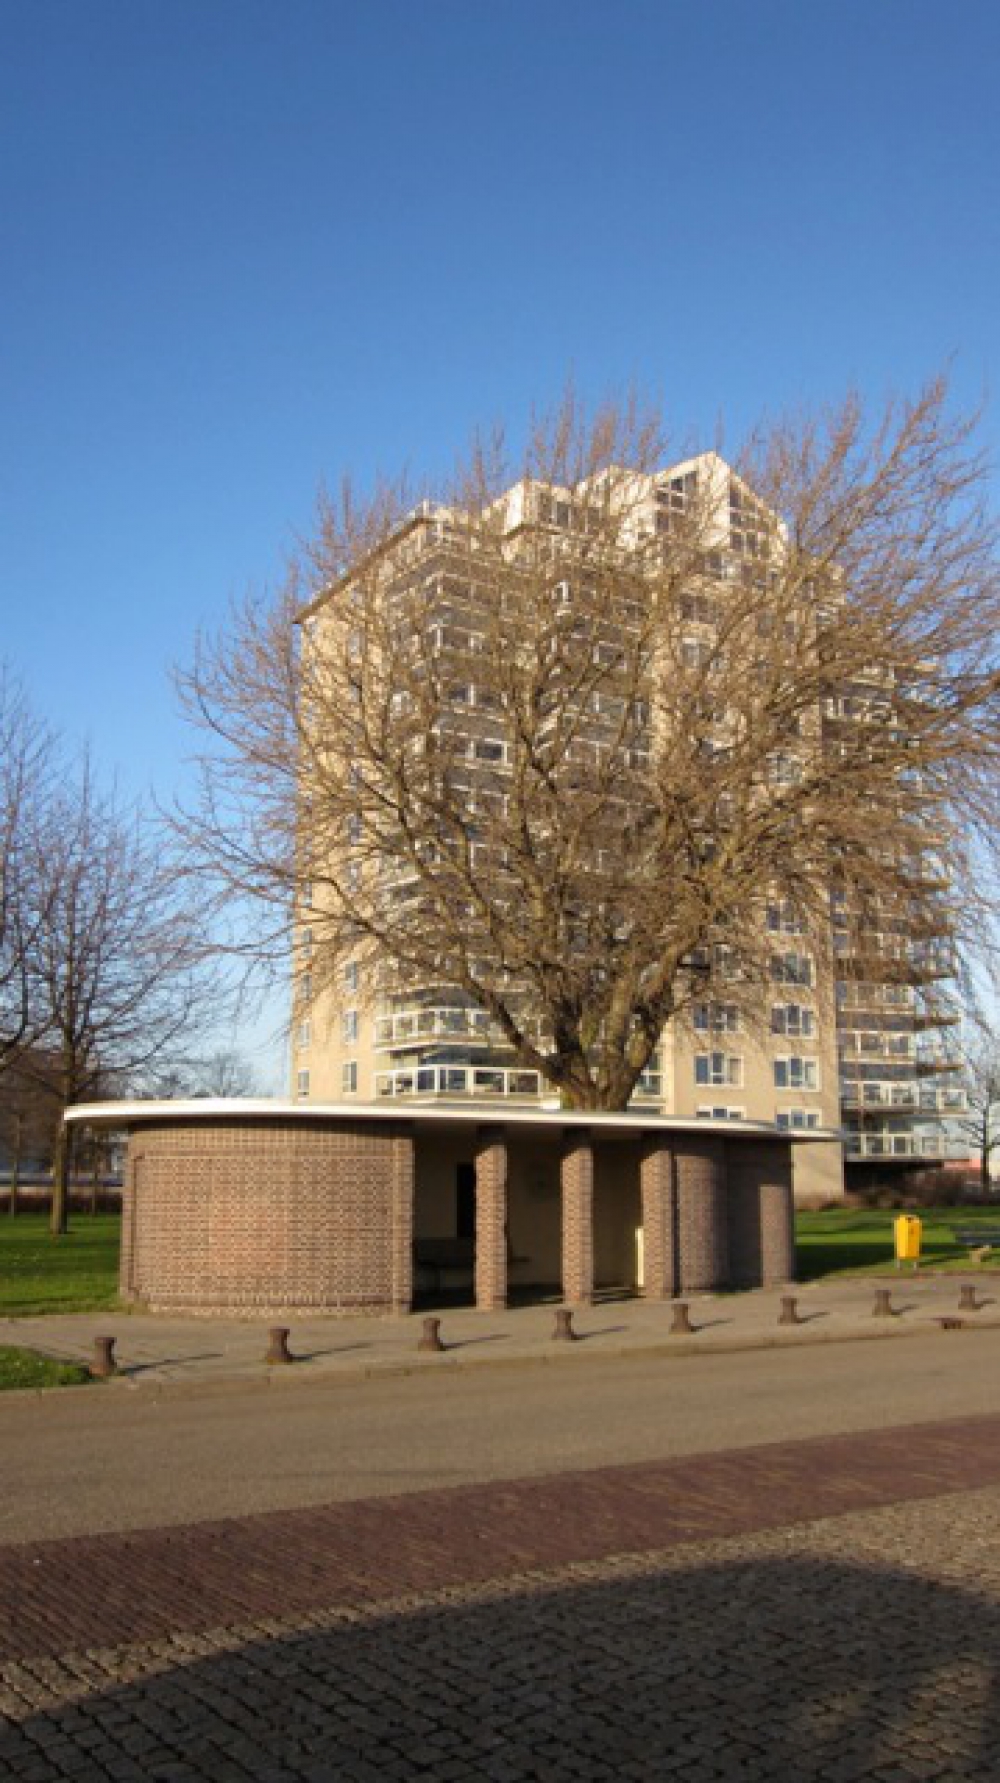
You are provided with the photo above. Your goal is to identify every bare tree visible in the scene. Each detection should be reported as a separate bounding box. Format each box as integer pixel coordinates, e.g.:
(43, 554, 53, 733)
(957, 1031, 1000, 1194)
(142, 1047, 260, 1099)
(0, 1052, 58, 1215)
(25, 759, 214, 1233)
(0, 668, 56, 1077)
(176, 380, 1000, 1109)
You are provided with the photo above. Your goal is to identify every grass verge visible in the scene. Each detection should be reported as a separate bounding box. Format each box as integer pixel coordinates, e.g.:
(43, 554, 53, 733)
(796, 1205, 1000, 1280)
(0, 1212, 121, 1316)
(0, 1345, 92, 1390)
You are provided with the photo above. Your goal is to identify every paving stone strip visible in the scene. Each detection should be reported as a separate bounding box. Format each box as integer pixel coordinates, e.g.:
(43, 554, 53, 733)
(2, 1486, 999, 1782)
(4, 1412, 999, 1664)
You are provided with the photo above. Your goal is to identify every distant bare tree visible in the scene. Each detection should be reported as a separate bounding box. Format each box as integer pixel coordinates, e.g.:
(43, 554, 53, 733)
(0, 669, 56, 1076)
(143, 1047, 260, 1099)
(176, 380, 1000, 1108)
(957, 1032, 1000, 1194)
(25, 759, 214, 1233)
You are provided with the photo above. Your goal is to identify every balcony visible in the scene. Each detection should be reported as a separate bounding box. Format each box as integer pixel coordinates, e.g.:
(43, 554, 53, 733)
(838, 1034, 915, 1064)
(373, 1063, 664, 1103)
(844, 1132, 967, 1161)
(840, 1082, 966, 1115)
(374, 1006, 495, 1051)
(375, 1064, 542, 1100)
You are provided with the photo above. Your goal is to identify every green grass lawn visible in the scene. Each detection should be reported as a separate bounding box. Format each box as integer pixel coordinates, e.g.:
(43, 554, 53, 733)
(795, 1205, 1000, 1280)
(1, 1204, 997, 1315)
(0, 1344, 93, 1390)
(0, 1212, 121, 1316)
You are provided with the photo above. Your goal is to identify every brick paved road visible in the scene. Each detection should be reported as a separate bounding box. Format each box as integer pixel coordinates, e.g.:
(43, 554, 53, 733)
(2, 1414, 1000, 1780)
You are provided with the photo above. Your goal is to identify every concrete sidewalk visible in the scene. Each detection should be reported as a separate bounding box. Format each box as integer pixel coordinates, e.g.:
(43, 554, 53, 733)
(3, 1271, 997, 1392)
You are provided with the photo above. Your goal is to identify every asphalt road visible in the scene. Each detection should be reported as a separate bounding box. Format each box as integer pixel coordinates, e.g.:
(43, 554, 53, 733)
(3, 1326, 998, 1545)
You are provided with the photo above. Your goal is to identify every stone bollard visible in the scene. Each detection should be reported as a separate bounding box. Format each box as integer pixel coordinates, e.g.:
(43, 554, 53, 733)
(91, 1335, 117, 1378)
(553, 1307, 577, 1342)
(872, 1288, 895, 1318)
(265, 1326, 294, 1366)
(670, 1300, 694, 1336)
(958, 1284, 984, 1313)
(418, 1316, 445, 1353)
(778, 1296, 802, 1326)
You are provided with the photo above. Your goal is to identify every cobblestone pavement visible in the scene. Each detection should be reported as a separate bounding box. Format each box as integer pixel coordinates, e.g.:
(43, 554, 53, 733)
(2, 1415, 999, 1780)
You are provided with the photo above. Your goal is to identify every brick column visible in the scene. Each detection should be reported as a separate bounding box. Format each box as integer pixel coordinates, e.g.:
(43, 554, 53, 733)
(758, 1145, 795, 1285)
(639, 1136, 678, 1299)
(475, 1126, 508, 1310)
(119, 1141, 139, 1303)
(561, 1131, 594, 1305)
(675, 1136, 728, 1291)
(389, 1130, 415, 1314)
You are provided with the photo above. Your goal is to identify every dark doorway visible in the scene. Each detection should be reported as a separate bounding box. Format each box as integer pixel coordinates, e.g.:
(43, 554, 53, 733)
(456, 1162, 476, 1240)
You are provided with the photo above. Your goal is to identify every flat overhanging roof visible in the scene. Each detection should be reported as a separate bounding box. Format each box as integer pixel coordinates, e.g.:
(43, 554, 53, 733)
(63, 1098, 840, 1144)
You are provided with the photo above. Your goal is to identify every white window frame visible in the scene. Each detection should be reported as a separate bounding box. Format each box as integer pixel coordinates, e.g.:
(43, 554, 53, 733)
(296, 1069, 310, 1099)
(693, 1002, 740, 1034)
(341, 1061, 358, 1095)
(695, 1052, 743, 1088)
(773, 1056, 820, 1091)
(776, 1108, 820, 1131)
(770, 1003, 816, 1039)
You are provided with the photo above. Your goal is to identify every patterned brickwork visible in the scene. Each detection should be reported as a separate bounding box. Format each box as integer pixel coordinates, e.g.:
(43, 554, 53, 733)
(760, 1177, 795, 1285)
(474, 1127, 508, 1310)
(123, 1121, 415, 1317)
(115, 1113, 798, 1315)
(639, 1137, 678, 1299)
(561, 1133, 594, 1303)
(674, 1136, 728, 1291)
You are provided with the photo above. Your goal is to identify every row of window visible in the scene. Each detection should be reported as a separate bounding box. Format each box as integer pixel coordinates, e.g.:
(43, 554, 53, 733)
(295, 1066, 823, 1128)
(695, 1053, 820, 1090)
(693, 1001, 816, 1037)
(296, 1063, 359, 1099)
(693, 1107, 819, 1128)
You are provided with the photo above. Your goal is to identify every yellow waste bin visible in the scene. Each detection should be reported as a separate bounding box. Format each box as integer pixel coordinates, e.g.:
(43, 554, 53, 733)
(894, 1214, 922, 1268)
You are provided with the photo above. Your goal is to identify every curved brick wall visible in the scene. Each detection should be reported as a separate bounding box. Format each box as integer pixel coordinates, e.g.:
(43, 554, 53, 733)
(116, 1114, 800, 1314)
(674, 1136, 728, 1290)
(121, 1120, 414, 1317)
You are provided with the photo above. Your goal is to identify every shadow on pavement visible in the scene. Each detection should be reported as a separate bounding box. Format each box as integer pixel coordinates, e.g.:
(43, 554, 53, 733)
(2, 1548, 998, 1780)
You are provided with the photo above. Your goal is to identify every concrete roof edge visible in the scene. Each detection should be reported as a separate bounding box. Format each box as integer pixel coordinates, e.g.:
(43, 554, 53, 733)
(63, 1098, 841, 1142)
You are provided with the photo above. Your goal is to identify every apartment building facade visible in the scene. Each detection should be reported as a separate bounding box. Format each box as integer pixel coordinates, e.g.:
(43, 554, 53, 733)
(290, 453, 964, 1193)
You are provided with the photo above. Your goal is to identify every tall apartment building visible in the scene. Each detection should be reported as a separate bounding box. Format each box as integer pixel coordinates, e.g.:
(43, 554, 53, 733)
(291, 452, 964, 1184)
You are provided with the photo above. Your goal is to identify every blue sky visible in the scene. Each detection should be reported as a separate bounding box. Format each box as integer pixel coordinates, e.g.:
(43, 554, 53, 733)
(2, 0, 998, 1075)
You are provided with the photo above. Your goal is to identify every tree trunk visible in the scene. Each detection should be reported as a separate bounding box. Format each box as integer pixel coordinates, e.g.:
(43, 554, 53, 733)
(8, 1113, 22, 1217)
(49, 1122, 70, 1237)
(90, 1136, 101, 1216)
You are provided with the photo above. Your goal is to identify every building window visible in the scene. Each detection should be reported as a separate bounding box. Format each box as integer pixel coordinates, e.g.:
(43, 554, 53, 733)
(344, 960, 359, 993)
(693, 1002, 739, 1033)
(341, 1061, 358, 1094)
(771, 1003, 816, 1038)
(695, 1053, 743, 1087)
(766, 902, 802, 934)
(696, 1106, 745, 1121)
(296, 1069, 310, 1099)
(774, 1057, 819, 1091)
(295, 1020, 311, 1050)
(343, 1009, 359, 1044)
(771, 953, 813, 987)
(776, 1109, 820, 1131)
